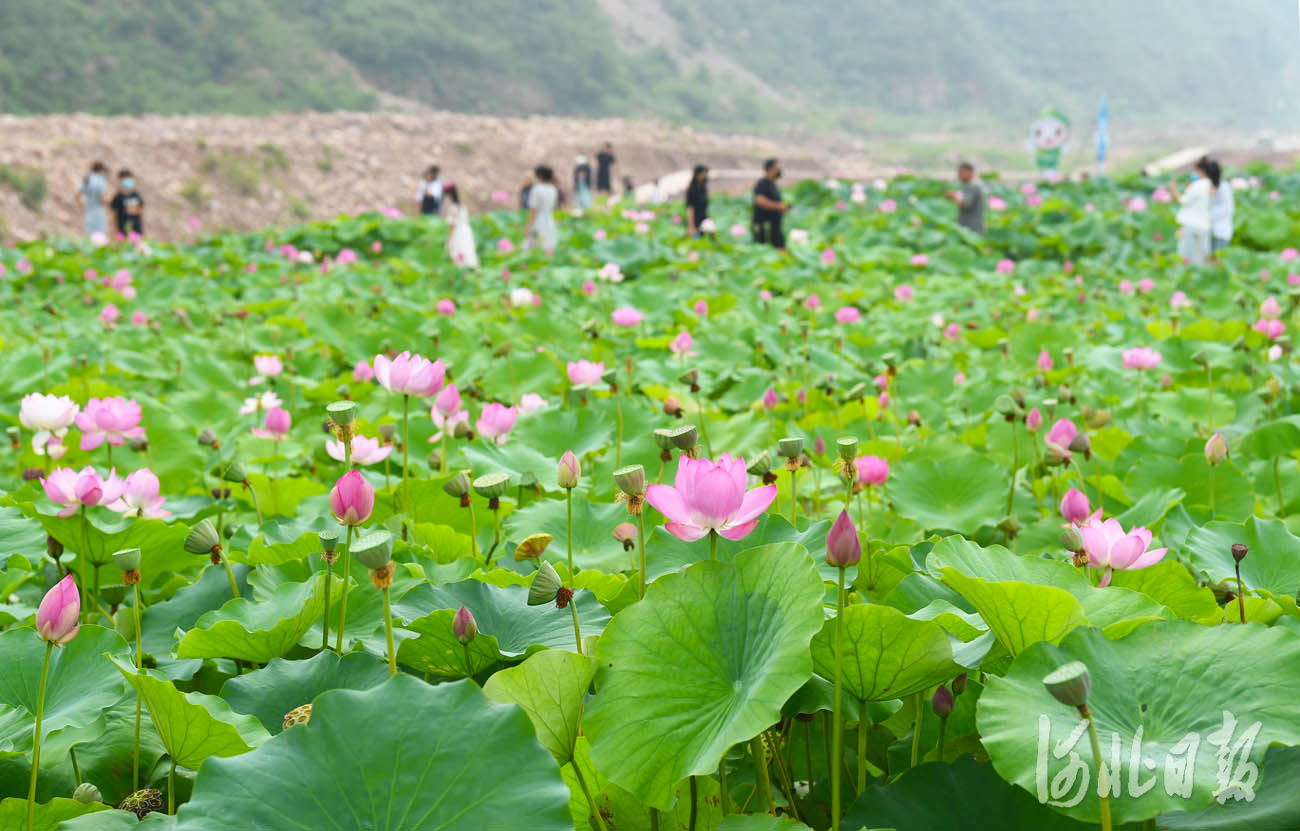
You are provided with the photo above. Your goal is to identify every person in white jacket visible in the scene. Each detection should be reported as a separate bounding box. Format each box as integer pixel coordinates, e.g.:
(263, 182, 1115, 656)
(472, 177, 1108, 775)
(1169, 157, 1216, 265)
(1208, 159, 1234, 253)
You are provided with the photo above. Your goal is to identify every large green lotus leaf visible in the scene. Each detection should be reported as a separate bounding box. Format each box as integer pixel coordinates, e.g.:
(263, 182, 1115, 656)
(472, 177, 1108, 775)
(843, 756, 1096, 830)
(505, 405, 614, 461)
(112, 660, 270, 770)
(505, 497, 633, 572)
(60, 695, 167, 807)
(219, 650, 391, 734)
(1160, 745, 1300, 829)
(1106, 560, 1221, 623)
(23, 509, 192, 592)
(140, 563, 251, 679)
(0, 505, 49, 569)
(175, 573, 336, 662)
(0, 797, 112, 830)
(59, 809, 176, 829)
(1185, 516, 1300, 595)
(716, 816, 811, 830)
(241, 513, 339, 565)
(172, 676, 573, 831)
(941, 570, 1087, 657)
(809, 603, 963, 701)
(584, 543, 824, 810)
(483, 649, 595, 764)
(889, 455, 1009, 534)
(978, 621, 1300, 823)
(648, 514, 831, 580)
(1238, 414, 1300, 459)
(1124, 455, 1254, 519)
(460, 440, 558, 488)
(0, 625, 129, 763)
(925, 535, 1087, 588)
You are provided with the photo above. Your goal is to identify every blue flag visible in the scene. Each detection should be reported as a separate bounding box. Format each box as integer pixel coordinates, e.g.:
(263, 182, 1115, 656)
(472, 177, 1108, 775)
(1096, 92, 1110, 164)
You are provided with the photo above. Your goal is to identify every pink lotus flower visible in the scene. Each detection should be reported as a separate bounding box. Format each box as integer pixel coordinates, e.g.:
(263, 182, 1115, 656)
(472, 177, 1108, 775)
(1047, 418, 1078, 449)
(1060, 488, 1093, 526)
(1151, 186, 1172, 203)
(253, 354, 283, 382)
(1260, 269, 1272, 282)
(634, 222, 650, 234)
(1020, 183, 1037, 195)
(568, 360, 605, 386)
(1122, 347, 1163, 370)
(730, 224, 747, 238)
(759, 290, 773, 300)
(894, 284, 914, 302)
(762, 388, 778, 410)
(646, 453, 777, 542)
(670, 330, 696, 357)
(872, 374, 888, 391)
(240, 390, 282, 416)
(835, 306, 861, 324)
(42, 466, 126, 517)
(251, 407, 291, 440)
(1170, 290, 1191, 310)
(99, 304, 120, 328)
(330, 469, 374, 526)
(995, 259, 1015, 275)
(370, 240, 383, 254)
(519, 393, 548, 414)
(856, 455, 889, 485)
(1137, 278, 1154, 294)
(910, 254, 929, 267)
(581, 280, 597, 296)
(76, 397, 145, 450)
(611, 307, 644, 326)
(1254, 318, 1286, 340)
(1261, 296, 1282, 319)
(825, 510, 861, 567)
(943, 322, 962, 341)
(373, 351, 445, 397)
(1272, 191, 1282, 201)
(788, 229, 809, 245)
(1027, 194, 1043, 207)
(820, 249, 837, 265)
(805, 294, 821, 311)
(693, 299, 708, 317)
(594, 229, 608, 241)
(20, 393, 79, 455)
(877, 199, 897, 213)
(1084, 203, 1095, 212)
(1027, 308, 1040, 322)
(877, 391, 890, 410)
(337, 248, 358, 265)
(1289, 273, 1300, 286)
(1038, 349, 1054, 372)
(1284, 248, 1299, 262)
(698, 218, 716, 234)
(131, 311, 148, 327)
(476, 403, 517, 445)
(1118, 279, 1135, 294)
(353, 361, 375, 382)
(988, 196, 1007, 211)
(1079, 516, 1168, 586)
(497, 238, 515, 255)
(953, 371, 967, 385)
(490, 189, 509, 203)
(1025, 407, 1043, 432)
(109, 468, 170, 518)
(36, 574, 81, 646)
(327, 434, 393, 465)
(1127, 197, 1147, 212)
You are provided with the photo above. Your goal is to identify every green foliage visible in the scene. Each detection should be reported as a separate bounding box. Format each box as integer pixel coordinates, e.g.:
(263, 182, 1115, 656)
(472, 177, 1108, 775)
(0, 163, 47, 212)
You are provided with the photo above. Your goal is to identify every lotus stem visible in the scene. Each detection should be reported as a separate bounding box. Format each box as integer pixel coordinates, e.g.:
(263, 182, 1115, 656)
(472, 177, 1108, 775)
(1276, 457, 1286, 517)
(222, 555, 240, 599)
(334, 525, 354, 654)
(69, 748, 81, 785)
(1206, 362, 1214, 431)
(26, 642, 53, 831)
(1081, 705, 1112, 831)
(78, 508, 89, 621)
(401, 394, 411, 516)
(1209, 466, 1215, 518)
(752, 734, 774, 815)
(708, 528, 718, 562)
(696, 394, 712, 458)
(831, 567, 846, 829)
(857, 698, 868, 793)
(572, 760, 608, 831)
(566, 490, 574, 575)
(937, 714, 948, 763)
(687, 775, 698, 831)
(615, 392, 624, 469)
(1007, 420, 1019, 517)
(570, 602, 583, 655)
(132, 581, 142, 791)
(719, 755, 729, 816)
(910, 693, 923, 768)
(637, 513, 648, 596)
(321, 556, 333, 651)
(244, 479, 263, 527)
(382, 585, 396, 676)
(467, 498, 479, 560)
(168, 758, 176, 815)
(484, 504, 501, 567)
(440, 432, 448, 474)
(1093, 455, 1104, 514)
(790, 468, 798, 527)
(1235, 560, 1247, 624)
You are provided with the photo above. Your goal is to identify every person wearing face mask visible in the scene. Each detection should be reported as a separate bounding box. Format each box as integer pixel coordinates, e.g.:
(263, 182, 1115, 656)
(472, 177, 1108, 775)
(1169, 156, 1216, 266)
(109, 169, 144, 236)
(752, 158, 790, 251)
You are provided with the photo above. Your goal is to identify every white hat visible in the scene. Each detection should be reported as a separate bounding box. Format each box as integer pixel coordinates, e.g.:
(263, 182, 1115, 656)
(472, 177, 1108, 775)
(576, 154, 588, 164)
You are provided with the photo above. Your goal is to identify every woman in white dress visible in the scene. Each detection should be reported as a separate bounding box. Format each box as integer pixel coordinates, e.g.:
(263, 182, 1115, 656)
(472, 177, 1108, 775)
(443, 184, 479, 268)
(1169, 156, 1215, 266)
(523, 165, 559, 253)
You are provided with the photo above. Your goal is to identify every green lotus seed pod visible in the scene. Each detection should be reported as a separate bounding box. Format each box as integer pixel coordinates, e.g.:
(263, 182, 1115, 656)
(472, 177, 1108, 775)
(73, 782, 102, 804)
(668, 424, 698, 450)
(528, 560, 563, 607)
(1043, 661, 1092, 708)
(778, 437, 803, 458)
(219, 459, 247, 483)
(112, 547, 141, 572)
(351, 530, 394, 571)
(318, 529, 340, 553)
(184, 519, 221, 555)
(472, 472, 510, 499)
(746, 450, 773, 477)
(442, 470, 472, 498)
(836, 436, 859, 461)
(614, 464, 646, 495)
(326, 400, 358, 426)
(652, 428, 676, 450)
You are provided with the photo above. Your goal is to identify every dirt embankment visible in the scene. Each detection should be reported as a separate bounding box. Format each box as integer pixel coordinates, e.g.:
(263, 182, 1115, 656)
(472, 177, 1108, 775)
(0, 111, 875, 242)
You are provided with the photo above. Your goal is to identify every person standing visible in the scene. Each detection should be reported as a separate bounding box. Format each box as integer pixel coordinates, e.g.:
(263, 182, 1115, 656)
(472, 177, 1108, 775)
(596, 143, 615, 202)
(79, 161, 110, 238)
(946, 162, 986, 235)
(1209, 159, 1234, 253)
(418, 165, 443, 216)
(109, 169, 144, 236)
(752, 158, 789, 250)
(685, 164, 710, 237)
(1169, 156, 1215, 266)
(573, 155, 593, 212)
(523, 165, 559, 253)
(443, 184, 479, 269)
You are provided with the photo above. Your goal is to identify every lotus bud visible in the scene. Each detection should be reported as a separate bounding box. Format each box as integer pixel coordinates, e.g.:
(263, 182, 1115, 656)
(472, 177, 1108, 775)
(472, 472, 510, 500)
(951, 672, 969, 695)
(283, 703, 313, 730)
(931, 686, 955, 718)
(747, 450, 773, 478)
(528, 560, 564, 606)
(326, 400, 358, 426)
(907, 409, 921, 427)
(1231, 543, 1249, 563)
(557, 450, 580, 489)
(443, 470, 472, 499)
(113, 547, 141, 572)
(812, 436, 827, 456)
(825, 511, 862, 568)
(46, 535, 63, 560)
(668, 424, 697, 450)
(1204, 432, 1228, 466)
(351, 530, 393, 571)
(453, 605, 478, 644)
(1059, 488, 1091, 526)
(1024, 407, 1043, 432)
(378, 423, 397, 443)
(614, 464, 646, 496)
(118, 788, 164, 819)
(330, 470, 375, 526)
(197, 428, 216, 446)
(663, 395, 684, 417)
(778, 437, 803, 459)
(1060, 527, 1084, 553)
(613, 522, 637, 551)
(219, 459, 248, 483)
(35, 574, 81, 646)
(514, 532, 553, 562)
(185, 519, 222, 556)
(1042, 661, 1092, 709)
(73, 782, 102, 804)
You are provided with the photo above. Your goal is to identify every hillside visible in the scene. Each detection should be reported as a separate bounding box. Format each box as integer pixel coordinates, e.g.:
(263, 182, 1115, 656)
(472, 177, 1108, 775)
(1, 0, 1296, 128)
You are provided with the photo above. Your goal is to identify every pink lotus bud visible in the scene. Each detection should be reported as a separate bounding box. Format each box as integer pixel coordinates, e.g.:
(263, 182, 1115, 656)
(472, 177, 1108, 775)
(36, 574, 81, 645)
(611, 307, 644, 327)
(353, 361, 375, 382)
(1024, 407, 1043, 432)
(1204, 432, 1228, 466)
(1060, 488, 1091, 526)
(436, 299, 456, 316)
(557, 449, 580, 489)
(266, 407, 291, 435)
(932, 685, 955, 718)
(762, 388, 778, 411)
(1037, 349, 1053, 372)
(825, 510, 861, 568)
(693, 299, 708, 316)
(804, 294, 821, 311)
(581, 280, 596, 296)
(329, 469, 374, 526)
(453, 605, 477, 644)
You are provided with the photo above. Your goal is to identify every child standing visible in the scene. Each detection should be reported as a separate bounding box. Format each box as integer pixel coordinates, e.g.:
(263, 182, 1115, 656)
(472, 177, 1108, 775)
(109, 169, 144, 236)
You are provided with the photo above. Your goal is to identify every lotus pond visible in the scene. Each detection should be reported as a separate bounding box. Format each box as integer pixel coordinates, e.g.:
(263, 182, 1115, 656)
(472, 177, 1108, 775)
(5, 171, 1300, 830)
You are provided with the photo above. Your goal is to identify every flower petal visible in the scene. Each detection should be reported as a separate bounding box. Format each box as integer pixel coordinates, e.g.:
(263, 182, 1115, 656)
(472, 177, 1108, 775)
(730, 485, 777, 525)
(645, 484, 692, 524)
(664, 521, 709, 542)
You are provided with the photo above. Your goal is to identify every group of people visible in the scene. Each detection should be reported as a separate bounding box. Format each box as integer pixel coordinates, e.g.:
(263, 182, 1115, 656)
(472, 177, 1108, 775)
(79, 162, 145, 238)
(1171, 155, 1233, 265)
(418, 165, 479, 267)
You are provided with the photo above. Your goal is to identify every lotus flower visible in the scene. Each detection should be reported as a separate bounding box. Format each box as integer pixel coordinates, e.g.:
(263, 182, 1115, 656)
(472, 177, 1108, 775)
(373, 351, 445, 397)
(20, 393, 79, 455)
(805, 294, 821, 311)
(567, 360, 605, 386)
(1254, 318, 1286, 340)
(699, 218, 716, 233)
(1025, 407, 1043, 432)
(835, 306, 861, 324)
(99, 304, 120, 327)
(437, 298, 456, 316)
(599, 263, 623, 282)
(476, 403, 517, 445)
(820, 249, 837, 265)
(1127, 197, 1147, 212)
(1151, 186, 1172, 203)
(645, 453, 777, 542)
(693, 300, 708, 317)
(519, 393, 548, 414)
(327, 434, 393, 465)
(670, 330, 696, 357)
(988, 195, 1007, 211)
(239, 390, 282, 416)
(508, 287, 535, 308)
(1122, 347, 1163, 370)
(877, 199, 897, 213)
(253, 354, 283, 381)
(353, 361, 375, 382)
(1283, 248, 1299, 262)
(330, 469, 374, 526)
(762, 388, 778, 410)
(894, 284, 914, 302)
(109, 468, 170, 518)
(251, 407, 291, 440)
(995, 259, 1015, 275)
(36, 574, 81, 645)
(788, 229, 808, 245)
(1079, 516, 1168, 586)
(910, 254, 929, 267)
(1170, 291, 1191, 310)
(855, 455, 889, 485)
(75, 397, 145, 451)
(611, 307, 644, 327)
(1261, 296, 1282, 319)
(825, 510, 861, 567)
(730, 224, 746, 238)
(1037, 349, 1054, 372)
(497, 238, 514, 254)
(1059, 488, 1093, 526)
(1046, 418, 1078, 449)
(42, 466, 126, 517)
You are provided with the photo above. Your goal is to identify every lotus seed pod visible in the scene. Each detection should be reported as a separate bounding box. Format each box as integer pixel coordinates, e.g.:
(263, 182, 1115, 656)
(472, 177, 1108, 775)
(514, 532, 553, 562)
(73, 782, 102, 804)
(283, 703, 313, 730)
(836, 436, 859, 461)
(112, 547, 141, 572)
(652, 428, 675, 450)
(668, 424, 697, 450)
(118, 788, 164, 819)
(350, 530, 394, 571)
(746, 450, 773, 478)
(442, 470, 472, 498)
(184, 519, 221, 555)
(1042, 661, 1092, 708)
(778, 437, 803, 458)
(326, 400, 358, 426)
(613, 464, 645, 496)
(197, 428, 216, 446)
(472, 472, 510, 499)
(1231, 543, 1249, 563)
(528, 560, 563, 607)
(219, 459, 247, 483)
(318, 528, 340, 553)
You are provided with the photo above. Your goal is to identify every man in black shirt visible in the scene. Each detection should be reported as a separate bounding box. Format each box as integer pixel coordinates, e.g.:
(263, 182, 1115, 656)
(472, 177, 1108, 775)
(752, 158, 789, 250)
(109, 169, 144, 236)
(596, 143, 615, 201)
